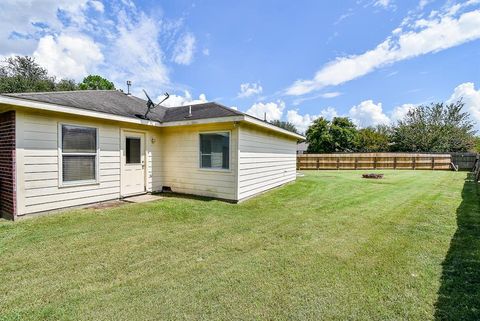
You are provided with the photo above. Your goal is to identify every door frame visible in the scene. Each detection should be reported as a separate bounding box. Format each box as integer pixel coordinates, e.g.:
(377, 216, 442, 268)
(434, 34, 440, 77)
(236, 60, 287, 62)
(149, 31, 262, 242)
(120, 129, 147, 197)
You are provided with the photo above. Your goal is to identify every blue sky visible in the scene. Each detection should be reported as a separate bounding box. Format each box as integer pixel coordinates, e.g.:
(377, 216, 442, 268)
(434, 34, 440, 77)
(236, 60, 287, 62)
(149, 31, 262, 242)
(1, 0, 480, 132)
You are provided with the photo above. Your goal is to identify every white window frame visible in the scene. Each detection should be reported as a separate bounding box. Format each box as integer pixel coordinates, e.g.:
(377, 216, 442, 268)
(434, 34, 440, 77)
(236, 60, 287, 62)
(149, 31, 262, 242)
(198, 131, 231, 172)
(125, 136, 142, 165)
(58, 123, 100, 187)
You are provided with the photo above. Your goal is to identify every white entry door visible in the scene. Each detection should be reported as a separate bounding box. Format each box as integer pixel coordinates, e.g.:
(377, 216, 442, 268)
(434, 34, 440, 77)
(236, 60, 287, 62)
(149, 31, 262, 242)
(121, 131, 146, 196)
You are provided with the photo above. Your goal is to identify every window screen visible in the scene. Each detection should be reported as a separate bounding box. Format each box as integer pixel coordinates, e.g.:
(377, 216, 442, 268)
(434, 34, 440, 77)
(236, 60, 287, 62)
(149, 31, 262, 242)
(62, 125, 96, 153)
(199, 132, 229, 169)
(126, 137, 141, 164)
(62, 156, 96, 181)
(61, 125, 97, 183)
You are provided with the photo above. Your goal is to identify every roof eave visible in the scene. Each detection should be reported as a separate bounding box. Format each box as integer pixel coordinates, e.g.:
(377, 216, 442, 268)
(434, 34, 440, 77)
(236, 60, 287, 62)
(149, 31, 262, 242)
(242, 115, 306, 140)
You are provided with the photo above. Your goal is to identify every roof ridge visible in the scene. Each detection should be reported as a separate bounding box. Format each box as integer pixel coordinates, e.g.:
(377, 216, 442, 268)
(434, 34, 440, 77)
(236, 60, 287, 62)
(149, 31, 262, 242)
(165, 102, 213, 109)
(4, 89, 119, 95)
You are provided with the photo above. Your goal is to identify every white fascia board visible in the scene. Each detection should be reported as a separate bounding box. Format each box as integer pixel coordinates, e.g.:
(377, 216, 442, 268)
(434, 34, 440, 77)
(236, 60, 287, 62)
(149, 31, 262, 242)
(242, 115, 306, 140)
(0, 95, 161, 127)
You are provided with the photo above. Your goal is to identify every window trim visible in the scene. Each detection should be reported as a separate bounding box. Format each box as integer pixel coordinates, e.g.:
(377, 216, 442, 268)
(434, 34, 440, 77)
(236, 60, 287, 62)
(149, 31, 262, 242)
(198, 130, 232, 172)
(58, 123, 100, 187)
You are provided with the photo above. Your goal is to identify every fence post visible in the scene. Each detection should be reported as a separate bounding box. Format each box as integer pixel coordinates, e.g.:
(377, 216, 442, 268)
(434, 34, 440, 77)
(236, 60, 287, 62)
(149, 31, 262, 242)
(354, 157, 358, 170)
(394, 157, 397, 169)
(431, 157, 435, 170)
(412, 156, 416, 170)
(337, 157, 340, 170)
(373, 157, 377, 169)
(316, 157, 319, 170)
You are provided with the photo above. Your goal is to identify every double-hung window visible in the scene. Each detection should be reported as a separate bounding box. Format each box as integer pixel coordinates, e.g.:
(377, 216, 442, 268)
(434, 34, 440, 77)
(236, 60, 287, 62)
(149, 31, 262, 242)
(60, 124, 98, 184)
(199, 132, 230, 170)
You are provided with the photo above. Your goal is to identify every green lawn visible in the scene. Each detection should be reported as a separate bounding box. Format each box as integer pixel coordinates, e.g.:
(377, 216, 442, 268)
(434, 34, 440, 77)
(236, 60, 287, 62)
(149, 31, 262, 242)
(1, 170, 479, 320)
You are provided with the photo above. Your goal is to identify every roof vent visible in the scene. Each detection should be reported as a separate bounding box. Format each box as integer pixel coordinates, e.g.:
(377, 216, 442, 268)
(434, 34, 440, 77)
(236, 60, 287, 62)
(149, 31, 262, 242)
(185, 105, 192, 118)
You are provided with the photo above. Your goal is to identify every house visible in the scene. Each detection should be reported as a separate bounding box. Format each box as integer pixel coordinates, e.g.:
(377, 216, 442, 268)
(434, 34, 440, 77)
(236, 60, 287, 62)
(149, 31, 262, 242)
(0, 90, 304, 220)
(297, 141, 309, 154)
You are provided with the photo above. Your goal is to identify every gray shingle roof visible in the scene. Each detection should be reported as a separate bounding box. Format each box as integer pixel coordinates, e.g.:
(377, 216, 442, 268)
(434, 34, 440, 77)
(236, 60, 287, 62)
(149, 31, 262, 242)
(2, 90, 243, 123)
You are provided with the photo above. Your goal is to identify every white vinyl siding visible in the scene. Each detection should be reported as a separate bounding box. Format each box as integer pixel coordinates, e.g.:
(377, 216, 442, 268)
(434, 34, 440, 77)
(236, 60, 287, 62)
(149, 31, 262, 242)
(237, 124, 297, 201)
(159, 124, 237, 200)
(15, 111, 160, 216)
(147, 131, 162, 193)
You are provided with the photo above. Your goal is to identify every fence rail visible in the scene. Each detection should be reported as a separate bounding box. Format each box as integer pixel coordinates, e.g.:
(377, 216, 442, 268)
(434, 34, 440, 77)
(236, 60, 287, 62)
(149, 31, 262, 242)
(297, 153, 452, 170)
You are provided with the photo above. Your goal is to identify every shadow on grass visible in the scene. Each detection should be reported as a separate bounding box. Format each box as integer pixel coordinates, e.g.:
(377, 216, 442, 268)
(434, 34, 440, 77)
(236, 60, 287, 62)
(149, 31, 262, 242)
(434, 173, 480, 320)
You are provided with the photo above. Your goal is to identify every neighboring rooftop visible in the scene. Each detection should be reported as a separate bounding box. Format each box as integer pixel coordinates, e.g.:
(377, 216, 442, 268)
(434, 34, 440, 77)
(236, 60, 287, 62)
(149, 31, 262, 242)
(1, 90, 242, 123)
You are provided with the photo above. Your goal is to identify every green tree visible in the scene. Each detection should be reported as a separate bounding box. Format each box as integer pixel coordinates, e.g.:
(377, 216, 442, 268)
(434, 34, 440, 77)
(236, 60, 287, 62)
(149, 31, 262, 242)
(306, 117, 332, 153)
(391, 101, 475, 152)
(474, 137, 480, 153)
(0, 56, 56, 93)
(306, 117, 359, 153)
(270, 120, 299, 134)
(55, 79, 78, 91)
(330, 117, 358, 152)
(78, 75, 115, 90)
(357, 125, 391, 152)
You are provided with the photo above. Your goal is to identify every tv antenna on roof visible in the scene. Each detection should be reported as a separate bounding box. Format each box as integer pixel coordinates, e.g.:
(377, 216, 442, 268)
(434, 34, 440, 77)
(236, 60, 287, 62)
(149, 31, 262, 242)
(140, 89, 169, 119)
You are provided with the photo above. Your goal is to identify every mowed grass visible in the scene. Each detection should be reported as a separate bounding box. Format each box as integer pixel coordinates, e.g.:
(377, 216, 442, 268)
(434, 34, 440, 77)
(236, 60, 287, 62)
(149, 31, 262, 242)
(0, 170, 479, 320)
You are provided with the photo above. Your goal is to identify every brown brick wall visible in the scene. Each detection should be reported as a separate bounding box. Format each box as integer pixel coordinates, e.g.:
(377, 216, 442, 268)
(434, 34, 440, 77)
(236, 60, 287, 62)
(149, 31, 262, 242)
(0, 111, 16, 220)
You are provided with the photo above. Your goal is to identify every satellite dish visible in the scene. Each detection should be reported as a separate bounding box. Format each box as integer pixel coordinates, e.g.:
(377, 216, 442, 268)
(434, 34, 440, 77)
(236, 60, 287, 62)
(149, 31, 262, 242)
(139, 90, 170, 119)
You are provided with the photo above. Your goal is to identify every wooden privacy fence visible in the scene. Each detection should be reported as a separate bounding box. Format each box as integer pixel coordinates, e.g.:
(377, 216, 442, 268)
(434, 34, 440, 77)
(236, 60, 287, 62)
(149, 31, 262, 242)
(450, 152, 478, 170)
(297, 153, 452, 170)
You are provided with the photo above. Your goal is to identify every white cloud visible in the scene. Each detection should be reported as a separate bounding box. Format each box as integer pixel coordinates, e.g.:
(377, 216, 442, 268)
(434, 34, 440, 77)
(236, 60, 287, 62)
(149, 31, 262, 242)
(319, 106, 339, 120)
(390, 103, 416, 122)
(286, 6, 480, 95)
(286, 107, 339, 133)
(292, 92, 342, 106)
(0, 1, 198, 97)
(321, 92, 342, 98)
(418, 0, 432, 10)
(374, 0, 393, 9)
(33, 34, 103, 79)
(105, 10, 170, 95)
(89, 0, 104, 12)
(448, 82, 480, 129)
(349, 100, 390, 127)
(202, 48, 210, 56)
(161, 90, 208, 107)
(172, 32, 196, 65)
(238, 82, 263, 98)
(246, 100, 285, 121)
(287, 110, 319, 133)
(0, 0, 93, 55)
(287, 81, 480, 132)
